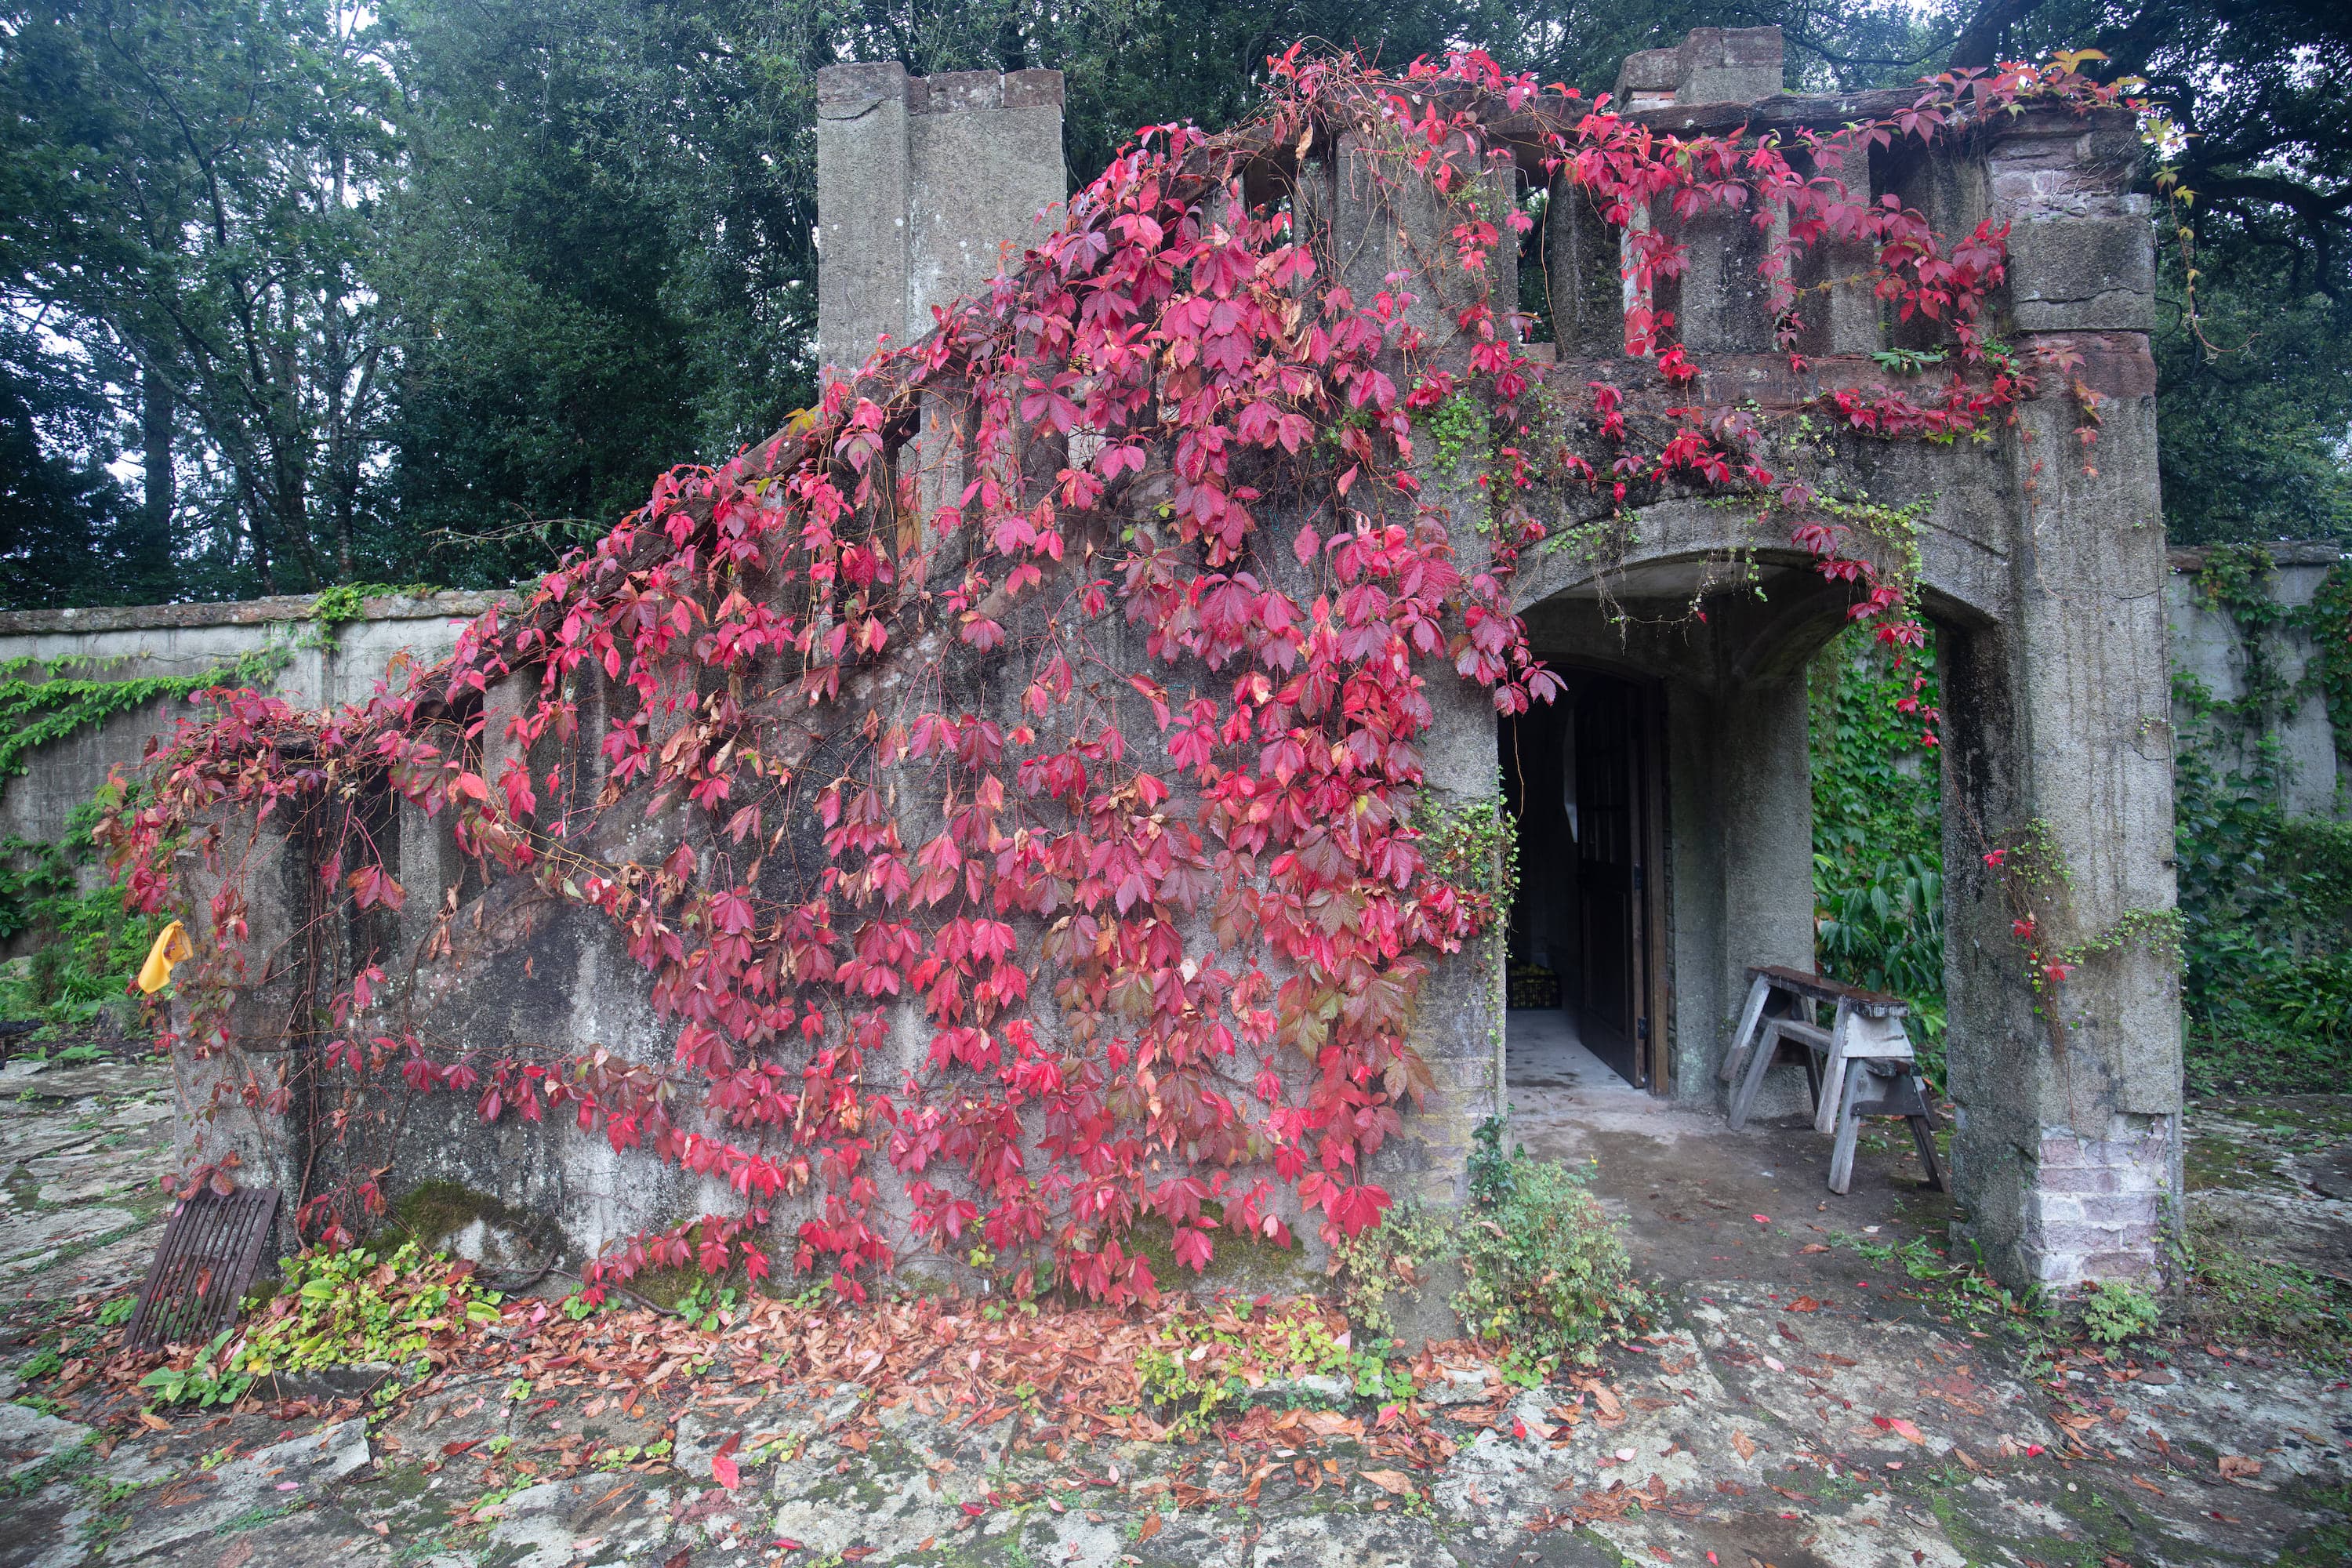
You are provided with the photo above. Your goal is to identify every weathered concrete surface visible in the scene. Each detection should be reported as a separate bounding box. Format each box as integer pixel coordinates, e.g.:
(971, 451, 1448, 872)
(2168, 543, 2347, 817)
(815, 63, 1068, 373)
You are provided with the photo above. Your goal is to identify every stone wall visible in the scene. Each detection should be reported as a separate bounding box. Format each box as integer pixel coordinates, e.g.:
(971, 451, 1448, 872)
(2165, 543, 2347, 817)
(0, 593, 497, 905)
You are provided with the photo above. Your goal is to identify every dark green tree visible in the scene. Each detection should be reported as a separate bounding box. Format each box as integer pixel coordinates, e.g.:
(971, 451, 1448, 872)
(2, 0, 401, 599)
(369, 0, 832, 586)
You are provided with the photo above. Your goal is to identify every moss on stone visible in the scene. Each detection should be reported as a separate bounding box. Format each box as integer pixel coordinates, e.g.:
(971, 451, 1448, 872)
(1121, 1205, 1316, 1298)
(387, 1179, 552, 1255)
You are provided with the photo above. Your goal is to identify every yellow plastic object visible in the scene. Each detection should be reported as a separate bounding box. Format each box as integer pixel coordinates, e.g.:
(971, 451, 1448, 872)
(136, 920, 192, 995)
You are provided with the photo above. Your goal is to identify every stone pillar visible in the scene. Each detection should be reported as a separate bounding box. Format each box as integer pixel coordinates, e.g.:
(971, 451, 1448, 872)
(1607, 29, 1788, 355)
(1791, 140, 1882, 357)
(816, 63, 913, 376)
(815, 64, 1066, 376)
(1301, 131, 1514, 1216)
(1612, 27, 1784, 110)
(1944, 109, 2180, 1290)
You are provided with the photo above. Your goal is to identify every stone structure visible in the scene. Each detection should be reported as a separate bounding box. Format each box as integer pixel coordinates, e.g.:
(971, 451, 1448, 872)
(815, 64, 1069, 374)
(0, 31, 2224, 1295)
(2166, 543, 2347, 817)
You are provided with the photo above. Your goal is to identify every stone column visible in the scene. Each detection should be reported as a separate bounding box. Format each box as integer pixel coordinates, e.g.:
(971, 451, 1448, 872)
(816, 63, 913, 376)
(1791, 139, 1882, 357)
(1944, 108, 2180, 1290)
(1303, 131, 1515, 1214)
(815, 64, 1066, 379)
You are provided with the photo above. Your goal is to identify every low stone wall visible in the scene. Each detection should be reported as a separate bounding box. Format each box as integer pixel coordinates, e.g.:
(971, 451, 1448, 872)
(2165, 544, 2347, 818)
(0, 593, 500, 902)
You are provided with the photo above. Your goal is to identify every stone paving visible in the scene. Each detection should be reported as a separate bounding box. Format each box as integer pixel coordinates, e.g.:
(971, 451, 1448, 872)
(0, 1056, 175, 1301)
(0, 1053, 2345, 1567)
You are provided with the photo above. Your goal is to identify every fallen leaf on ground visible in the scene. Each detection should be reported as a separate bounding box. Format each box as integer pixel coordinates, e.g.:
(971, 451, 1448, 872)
(1359, 1468, 1414, 1495)
(1135, 1515, 1163, 1542)
(1731, 1430, 1757, 1461)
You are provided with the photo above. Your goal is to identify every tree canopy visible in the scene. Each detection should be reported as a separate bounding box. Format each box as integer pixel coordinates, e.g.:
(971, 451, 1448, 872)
(2, 0, 2346, 604)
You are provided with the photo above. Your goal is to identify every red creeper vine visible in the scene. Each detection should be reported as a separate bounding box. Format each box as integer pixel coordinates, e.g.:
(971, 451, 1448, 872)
(104, 46, 2141, 1305)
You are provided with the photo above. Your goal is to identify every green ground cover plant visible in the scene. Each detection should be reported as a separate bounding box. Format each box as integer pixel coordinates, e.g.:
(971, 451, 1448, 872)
(1339, 1120, 1642, 1374)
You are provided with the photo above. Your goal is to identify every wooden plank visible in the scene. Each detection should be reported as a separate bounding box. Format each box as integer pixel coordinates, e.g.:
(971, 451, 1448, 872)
(1838, 1012, 1916, 1062)
(1827, 1061, 1871, 1196)
(1744, 964, 1907, 1018)
(1909, 1102, 1950, 1193)
(1770, 1018, 1834, 1053)
(1813, 1003, 1854, 1136)
(1728, 1015, 1784, 1131)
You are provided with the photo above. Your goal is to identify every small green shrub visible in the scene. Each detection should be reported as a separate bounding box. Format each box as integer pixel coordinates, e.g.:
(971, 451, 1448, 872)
(2078, 1278, 2161, 1345)
(141, 1241, 505, 1407)
(1454, 1136, 1644, 1370)
(137, 1330, 252, 1409)
(1338, 1120, 1643, 1373)
(1332, 1200, 1453, 1345)
(236, 1241, 503, 1377)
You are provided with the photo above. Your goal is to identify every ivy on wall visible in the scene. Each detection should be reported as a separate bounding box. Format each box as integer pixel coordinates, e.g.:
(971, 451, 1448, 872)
(2171, 544, 2352, 1093)
(0, 647, 288, 782)
(1808, 620, 1947, 1076)
(0, 793, 166, 1044)
(0, 642, 298, 1042)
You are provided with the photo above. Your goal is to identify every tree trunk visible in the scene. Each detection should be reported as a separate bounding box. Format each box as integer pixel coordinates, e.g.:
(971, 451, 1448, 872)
(139, 364, 174, 597)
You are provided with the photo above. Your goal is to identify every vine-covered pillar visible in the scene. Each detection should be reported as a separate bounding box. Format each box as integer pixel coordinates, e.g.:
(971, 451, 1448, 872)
(1307, 128, 1514, 1211)
(1944, 106, 2181, 1291)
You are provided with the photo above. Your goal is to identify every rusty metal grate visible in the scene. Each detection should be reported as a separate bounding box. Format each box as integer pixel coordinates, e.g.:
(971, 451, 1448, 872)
(124, 1185, 280, 1350)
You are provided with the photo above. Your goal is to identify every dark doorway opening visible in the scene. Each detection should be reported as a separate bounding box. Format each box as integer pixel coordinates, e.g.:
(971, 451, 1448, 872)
(1501, 671, 1663, 1091)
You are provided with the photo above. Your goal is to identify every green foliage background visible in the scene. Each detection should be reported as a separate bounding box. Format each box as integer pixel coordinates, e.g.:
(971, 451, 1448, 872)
(1805, 555, 2352, 1100)
(4, 0, 2346, 603)
(1808, 622, 1947, 1076)
(2169, 547, 2352, 1094)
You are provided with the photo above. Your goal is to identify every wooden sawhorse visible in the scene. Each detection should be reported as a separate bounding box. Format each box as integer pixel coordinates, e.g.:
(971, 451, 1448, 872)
(1718, 965, 1947, 1196)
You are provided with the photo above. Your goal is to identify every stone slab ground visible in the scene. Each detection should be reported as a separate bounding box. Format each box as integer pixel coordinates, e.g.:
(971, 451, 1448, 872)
(1, 1054, 2345, 1568)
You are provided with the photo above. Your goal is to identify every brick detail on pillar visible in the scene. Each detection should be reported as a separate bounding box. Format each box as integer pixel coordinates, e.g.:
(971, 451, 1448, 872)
(2020, 1120, 2178, 1286)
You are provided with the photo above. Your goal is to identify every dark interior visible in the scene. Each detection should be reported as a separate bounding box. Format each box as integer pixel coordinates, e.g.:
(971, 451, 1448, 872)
(1501, 671, 1653, 1089)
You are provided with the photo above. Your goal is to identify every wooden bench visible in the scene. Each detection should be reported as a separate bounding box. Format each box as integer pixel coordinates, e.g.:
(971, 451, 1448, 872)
(1718, 965, 1946, 1196)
